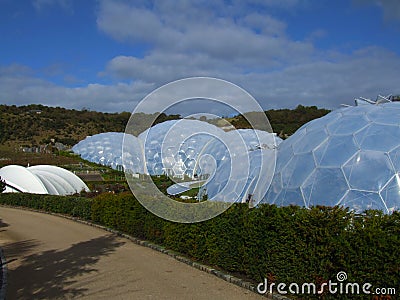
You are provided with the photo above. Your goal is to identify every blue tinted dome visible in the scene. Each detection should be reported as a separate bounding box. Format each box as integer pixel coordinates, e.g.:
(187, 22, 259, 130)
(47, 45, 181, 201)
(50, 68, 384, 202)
(72, 132, 144, 173)
(198, 129, 281, 204)
(263, 102, 400, 214)
(139, 119, 226, 177)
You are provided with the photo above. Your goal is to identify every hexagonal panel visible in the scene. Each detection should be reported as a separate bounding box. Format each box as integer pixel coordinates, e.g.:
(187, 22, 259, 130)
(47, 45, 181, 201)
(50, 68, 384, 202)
(281, 152, 315, 189)
(277, 187, 306, 207)
(341, 105, 371, 116)
(264, 172, 283, 204)
(276, 142, 294, 170)
(379, 174, 400, 213)
(339, 190, 386, 214)
(313, 135, 359, 167)
(327, 114, 370, 136)
(367, 108, 400, 125)
(284, 127, 306, 148)
(342, 150, 395, 192)
(301, 168, 348, 207)
(354, 123, 400, 152)
(388, 145, 400, 171)
(185, 147, 197, 159)
(292, 128, 328, 154)
(184, 158, 196, 169)
(304, 117, 330, 133)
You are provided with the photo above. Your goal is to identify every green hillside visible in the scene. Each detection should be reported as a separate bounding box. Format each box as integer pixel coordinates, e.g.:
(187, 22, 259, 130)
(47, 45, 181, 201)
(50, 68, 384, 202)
(0, 104, 183, 147)
(227, 105, 330, 138)
(0, 103, 330, 148)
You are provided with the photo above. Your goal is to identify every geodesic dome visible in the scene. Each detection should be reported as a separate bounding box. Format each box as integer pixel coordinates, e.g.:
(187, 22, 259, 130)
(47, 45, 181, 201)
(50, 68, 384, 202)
(195, 129, 281, 175)
(0, 165, 89, 195)
(138, 119, 226, 177)
(263, 102, 400, 214)
(72, 132, 144, 173)
(197, 129, 281, 204)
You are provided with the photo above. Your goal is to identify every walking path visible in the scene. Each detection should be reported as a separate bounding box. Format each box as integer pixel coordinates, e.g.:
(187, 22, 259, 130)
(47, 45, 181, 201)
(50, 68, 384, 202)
(0, 207, 264, 299)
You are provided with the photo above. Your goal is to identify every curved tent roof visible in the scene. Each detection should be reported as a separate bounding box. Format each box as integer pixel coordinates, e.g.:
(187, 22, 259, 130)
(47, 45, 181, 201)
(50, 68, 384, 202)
(0, 165, 47, 194)
(0, 165, 89, 195)
(28, 165, 89, 195)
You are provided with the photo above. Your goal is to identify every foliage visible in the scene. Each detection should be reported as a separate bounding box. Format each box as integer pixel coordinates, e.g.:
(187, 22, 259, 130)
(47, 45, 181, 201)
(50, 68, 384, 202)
(227, 105, 330, 138)
(0, 176, 5, 192)
(0, 104, 131, 146)
(1, 192, 398, 299)
(0, 104, 329, 146)
(0, 193, 91, 219)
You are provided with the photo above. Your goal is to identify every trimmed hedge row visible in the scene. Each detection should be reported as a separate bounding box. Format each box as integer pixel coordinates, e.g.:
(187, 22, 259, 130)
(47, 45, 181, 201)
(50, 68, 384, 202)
(0, 193, 91, 219)
(1, 192, 399, 299)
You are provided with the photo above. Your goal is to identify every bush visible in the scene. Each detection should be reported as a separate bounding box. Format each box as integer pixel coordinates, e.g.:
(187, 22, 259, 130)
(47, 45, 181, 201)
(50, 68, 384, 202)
(1, 192, 399, 299)
(0, 193, 91, 219)
(0, 176, 5, 193)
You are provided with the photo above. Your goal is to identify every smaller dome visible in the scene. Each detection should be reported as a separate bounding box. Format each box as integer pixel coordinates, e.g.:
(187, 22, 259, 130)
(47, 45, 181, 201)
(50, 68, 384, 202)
(138, 119, 226, 177)
(72, 132, 144, 173)
(0, 165, 90, 195)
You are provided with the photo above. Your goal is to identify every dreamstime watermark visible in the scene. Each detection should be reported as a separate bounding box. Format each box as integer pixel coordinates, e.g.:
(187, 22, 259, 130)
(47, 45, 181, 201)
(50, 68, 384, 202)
(257, 271, 396, 296)
(122, 77, 277, 223)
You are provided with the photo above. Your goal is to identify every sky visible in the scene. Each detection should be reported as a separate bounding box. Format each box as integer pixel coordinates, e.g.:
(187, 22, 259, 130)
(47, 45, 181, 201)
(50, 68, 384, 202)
(1, 0, 400, 114)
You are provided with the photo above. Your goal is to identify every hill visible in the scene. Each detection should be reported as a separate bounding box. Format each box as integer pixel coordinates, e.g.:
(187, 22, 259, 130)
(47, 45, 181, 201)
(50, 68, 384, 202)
(0, 103, 330, 148)
(0, 104, 182, 147)
(226, 105, 330, 138)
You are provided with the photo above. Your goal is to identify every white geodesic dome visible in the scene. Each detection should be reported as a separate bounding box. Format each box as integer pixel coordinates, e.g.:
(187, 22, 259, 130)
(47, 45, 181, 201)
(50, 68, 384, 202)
(71, 120, 281, 204)
(197, 129, 281, 204)
(263, 102, 400, 214)
(195, 129, 281, 175)
(0, 165, 89, 195)
(138, 119, 227, 177)
(72, 132, 144, 173)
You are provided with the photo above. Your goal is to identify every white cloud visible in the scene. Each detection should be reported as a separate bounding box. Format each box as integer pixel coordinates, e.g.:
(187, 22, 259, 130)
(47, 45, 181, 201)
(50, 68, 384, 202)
(242, 47, 400, 109)
(0, 65, 154, 112)
(2, 0, 399, 116)
(2, 45, 399, 115)
(240, 13, 288, 36)
(96, 0, 315, 66)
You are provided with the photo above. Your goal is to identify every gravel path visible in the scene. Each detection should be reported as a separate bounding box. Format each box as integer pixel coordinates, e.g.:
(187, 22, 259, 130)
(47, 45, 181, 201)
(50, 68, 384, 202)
(0, 207, 264, 300)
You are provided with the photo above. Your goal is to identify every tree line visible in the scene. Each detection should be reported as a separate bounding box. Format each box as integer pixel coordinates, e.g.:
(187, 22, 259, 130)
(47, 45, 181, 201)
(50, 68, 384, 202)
(0, 104, 330, 146)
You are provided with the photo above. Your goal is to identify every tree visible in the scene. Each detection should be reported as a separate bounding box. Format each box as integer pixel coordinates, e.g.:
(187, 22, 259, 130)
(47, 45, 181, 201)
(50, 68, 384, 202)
(0, 176, 5, 193)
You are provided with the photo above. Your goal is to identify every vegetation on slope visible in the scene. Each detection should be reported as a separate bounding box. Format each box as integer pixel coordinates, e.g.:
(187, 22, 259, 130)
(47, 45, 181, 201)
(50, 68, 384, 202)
(0, 104, 330, 148)
(227, 105, 330, 138)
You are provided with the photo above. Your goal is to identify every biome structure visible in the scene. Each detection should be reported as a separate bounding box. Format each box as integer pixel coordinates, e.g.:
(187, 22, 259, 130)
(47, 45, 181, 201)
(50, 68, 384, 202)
(73, 101, 400, 214)
(263, 102, 400, 214)
(73, 119, 281, 205)
(0, 164, 89, 195)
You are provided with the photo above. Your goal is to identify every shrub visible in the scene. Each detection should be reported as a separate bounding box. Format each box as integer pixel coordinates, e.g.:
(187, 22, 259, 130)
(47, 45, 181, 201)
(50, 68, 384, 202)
(1, 192, 399, 299)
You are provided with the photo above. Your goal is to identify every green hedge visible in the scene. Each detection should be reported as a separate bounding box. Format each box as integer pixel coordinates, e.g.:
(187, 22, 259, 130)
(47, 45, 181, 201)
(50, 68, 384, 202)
(1, 192, 399, 299)
(0, 193, 92, 219)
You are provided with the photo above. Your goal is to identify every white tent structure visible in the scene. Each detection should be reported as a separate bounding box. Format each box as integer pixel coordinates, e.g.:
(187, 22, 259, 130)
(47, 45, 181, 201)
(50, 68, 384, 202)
(0, 165, 89, 195)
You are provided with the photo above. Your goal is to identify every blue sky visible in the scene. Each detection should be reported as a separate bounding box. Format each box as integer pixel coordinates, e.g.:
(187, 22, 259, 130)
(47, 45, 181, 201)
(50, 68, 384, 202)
(1, 0, 400, 113)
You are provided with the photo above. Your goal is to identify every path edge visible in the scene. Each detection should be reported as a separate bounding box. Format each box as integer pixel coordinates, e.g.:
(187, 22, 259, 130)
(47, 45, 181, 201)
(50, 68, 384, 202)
(0, 204, 289, 300)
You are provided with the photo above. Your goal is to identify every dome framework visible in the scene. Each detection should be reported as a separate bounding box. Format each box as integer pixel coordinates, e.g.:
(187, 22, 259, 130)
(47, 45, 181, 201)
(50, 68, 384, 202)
(263, 102, 400, 214)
